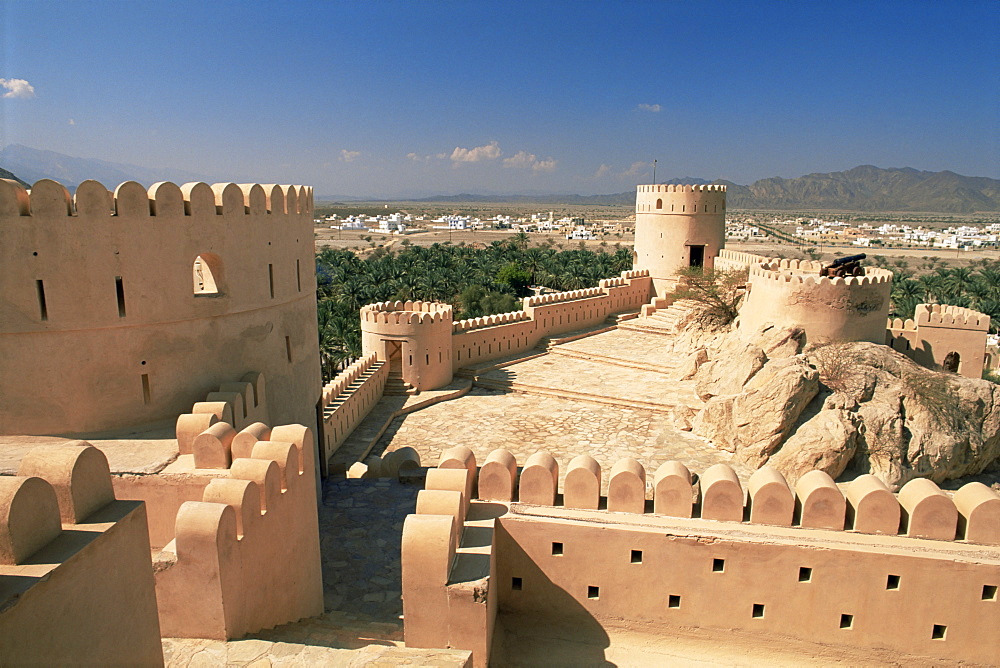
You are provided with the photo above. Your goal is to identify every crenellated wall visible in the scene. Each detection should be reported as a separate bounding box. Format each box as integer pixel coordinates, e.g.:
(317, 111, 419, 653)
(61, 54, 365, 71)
(361, 270, 652, 389)
(740, 259, 894, 344)
(318, 353, 388, 466)
(404, 450, 1000, 666)
(634, 184, 727, 296)
(361, 301, 455, 391)
(153, 422, 323, 640)
(887, 304, 989, 378)
(0, 178, 321, 436)
(0, 444, 163, 666)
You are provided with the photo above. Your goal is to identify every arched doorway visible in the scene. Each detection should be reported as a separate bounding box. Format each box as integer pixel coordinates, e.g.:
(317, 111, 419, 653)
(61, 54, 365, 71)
(943, 351, 960, 373)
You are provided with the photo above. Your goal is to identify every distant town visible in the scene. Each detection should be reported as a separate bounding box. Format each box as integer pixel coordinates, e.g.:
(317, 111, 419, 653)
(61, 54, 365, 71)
(316, 208, 1000, 250)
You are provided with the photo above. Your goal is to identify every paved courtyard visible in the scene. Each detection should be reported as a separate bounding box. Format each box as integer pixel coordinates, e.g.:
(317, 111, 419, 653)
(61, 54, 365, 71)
(375, 387, 753, 495)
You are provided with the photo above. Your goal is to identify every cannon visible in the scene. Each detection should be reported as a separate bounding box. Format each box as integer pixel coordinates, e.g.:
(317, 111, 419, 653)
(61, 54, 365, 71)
(821, 253, 866, 278)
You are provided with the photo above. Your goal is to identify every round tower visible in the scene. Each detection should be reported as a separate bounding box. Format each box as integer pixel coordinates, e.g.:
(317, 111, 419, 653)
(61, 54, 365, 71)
(740, 259, 893, 344)
(634, 184, 727, 297)
(360, 301, 454, 392)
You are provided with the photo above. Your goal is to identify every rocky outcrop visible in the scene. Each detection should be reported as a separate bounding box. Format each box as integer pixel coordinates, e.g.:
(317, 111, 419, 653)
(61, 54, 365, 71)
(694, 356, 819, 466)
(769, 395, 861, 484)
(694, 342, 767, 400)
(689, 329, 1000, 488)
(808, 342, 1000, 488)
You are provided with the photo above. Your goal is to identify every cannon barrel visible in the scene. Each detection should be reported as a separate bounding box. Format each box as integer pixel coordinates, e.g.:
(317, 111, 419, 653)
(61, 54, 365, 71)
(829, 253, 866, 268)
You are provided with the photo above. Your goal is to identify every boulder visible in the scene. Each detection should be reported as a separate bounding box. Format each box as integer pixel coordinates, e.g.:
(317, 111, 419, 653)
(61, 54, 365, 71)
(769, 400, 860, 484)
(808, 342, 1000, 488)
(694, 341, 768, 400)
(694, 356, 819, 464)
(677, 348, 708, 381)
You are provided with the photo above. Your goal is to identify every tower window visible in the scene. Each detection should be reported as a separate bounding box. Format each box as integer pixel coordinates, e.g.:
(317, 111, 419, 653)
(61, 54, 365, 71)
(36, 280, 48, 321)
(655, 198, 662, 209)
(115, 276, 127, 317)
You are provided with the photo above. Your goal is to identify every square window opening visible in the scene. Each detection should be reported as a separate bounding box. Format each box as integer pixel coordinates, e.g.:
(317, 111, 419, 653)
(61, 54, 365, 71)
(752, 603, 765, 618)
(932, 624, 947, 640)
(631, 550, 642, 564)
(887, 574, 901, 590)
(587, 586, 599, 600)
(551, 542, 563, 556)
(840, 614, 853, 629)
(983, 584, 998, 601)
(511, 577, 522, 591)
(668, 595, 681, 609)
(798, 567, 812, 582)
(712, 558, 725, 573)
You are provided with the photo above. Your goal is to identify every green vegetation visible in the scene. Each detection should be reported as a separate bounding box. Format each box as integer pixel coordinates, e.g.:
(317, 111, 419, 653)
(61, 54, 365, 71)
(886, 259, 1000, 330)
(315, 241, 633, 381)
(669, 267, 749, 329)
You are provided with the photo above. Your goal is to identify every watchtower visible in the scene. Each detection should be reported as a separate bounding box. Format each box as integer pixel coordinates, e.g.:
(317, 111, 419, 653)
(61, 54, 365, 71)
(634, 184, 727, 296)
(360, 301, 454, 393)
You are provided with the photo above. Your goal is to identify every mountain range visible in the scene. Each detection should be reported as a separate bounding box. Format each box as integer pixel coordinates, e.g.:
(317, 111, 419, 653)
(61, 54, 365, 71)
(2, 144, 998, 213)
(0, 144, 211, 190)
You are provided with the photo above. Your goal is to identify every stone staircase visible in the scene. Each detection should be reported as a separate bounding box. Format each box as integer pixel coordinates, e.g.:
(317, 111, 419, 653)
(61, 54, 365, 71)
(382, 369, 416, 396)
(322, 361, 386, 423)
(619, 299, 701, 336)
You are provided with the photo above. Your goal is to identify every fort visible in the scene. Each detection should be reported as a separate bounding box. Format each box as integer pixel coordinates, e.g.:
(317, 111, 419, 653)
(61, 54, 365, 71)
(1, 177, 997, 666)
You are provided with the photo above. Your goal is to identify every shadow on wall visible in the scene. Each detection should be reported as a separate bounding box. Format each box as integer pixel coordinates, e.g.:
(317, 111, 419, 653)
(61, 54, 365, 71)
(492, 522, 612, 666)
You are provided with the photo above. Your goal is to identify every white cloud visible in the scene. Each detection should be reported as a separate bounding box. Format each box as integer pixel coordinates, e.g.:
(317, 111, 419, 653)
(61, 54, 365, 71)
(450, 141, 501, 163)
(623, 161, 651, 178)
(68, 118, 75, 126)
(340, 149, 361, 162)
(593, 164, 612, 179)
(502, 150, 557, 172)
(637, 103, 661, 112)
(502, 150, 537, 168)
(532, 157, 557, 172)
(406, 152, 422, 161)
(0, 78, 35, 99)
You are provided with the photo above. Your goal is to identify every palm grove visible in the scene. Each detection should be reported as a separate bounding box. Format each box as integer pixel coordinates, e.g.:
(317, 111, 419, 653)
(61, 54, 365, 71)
(315, 234, 633, 382)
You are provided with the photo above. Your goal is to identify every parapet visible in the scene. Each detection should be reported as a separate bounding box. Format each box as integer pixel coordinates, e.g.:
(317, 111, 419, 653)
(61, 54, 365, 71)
(154, 422, 323, 639)
(2, 178, 312, 218)
(0, 444, 163, 666)
(635, 183, 727, 214)
(360, 301, 454, 330)
(453, 310, 530, 333)
(462, 449, 1000, 546)
(913, 303, 990, 331)
(749, 260, 894, 288)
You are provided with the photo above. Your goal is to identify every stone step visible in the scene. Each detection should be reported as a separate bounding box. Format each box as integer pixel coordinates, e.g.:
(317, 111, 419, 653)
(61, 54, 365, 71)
(472, 376, 700, 413)
(546, 346, 680, 376)
(162, 635, 471, 667)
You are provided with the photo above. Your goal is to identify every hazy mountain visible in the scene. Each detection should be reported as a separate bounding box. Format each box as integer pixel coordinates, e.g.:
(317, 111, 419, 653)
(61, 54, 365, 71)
(0, 144, 213, 190)
(407, 167, 999, 212)
(720, 166, 1000, 213)
(0, 166, 28, 187)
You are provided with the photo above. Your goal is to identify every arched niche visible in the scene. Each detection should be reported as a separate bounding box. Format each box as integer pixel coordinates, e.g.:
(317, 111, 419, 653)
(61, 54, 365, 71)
(193, 253, 225, 296)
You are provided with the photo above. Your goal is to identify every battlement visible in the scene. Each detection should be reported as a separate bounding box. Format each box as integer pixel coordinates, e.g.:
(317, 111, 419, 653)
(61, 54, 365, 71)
(453, 310, 530, 333)
(749, 261, 894, 287)
(886, 303, 989, 378)
(1, 178, 312, 218)
(636, 184, 727, 193)
(741, 260, 892, 344)
(360, 300, 453, 325)
(469, 448, 999, 545)
(0, 444, 163, 665)
(405, 450, 1000, 666)
(914, 303, 990, 330)
(635, 183, 727, 214)
(154, 422, 323, 639)
(1, 175, 320, 437)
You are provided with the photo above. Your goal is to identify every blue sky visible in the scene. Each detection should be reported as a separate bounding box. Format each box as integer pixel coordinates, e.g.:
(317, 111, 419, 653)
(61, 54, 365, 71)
(1, 0, 997, 196)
